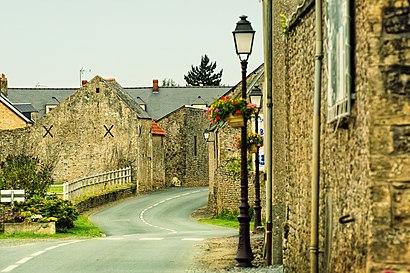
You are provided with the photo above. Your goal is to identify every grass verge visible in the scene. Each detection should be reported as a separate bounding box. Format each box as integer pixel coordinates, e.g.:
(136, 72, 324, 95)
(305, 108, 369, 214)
(0, 215, 103, 239)
(197, 208, 255, 230)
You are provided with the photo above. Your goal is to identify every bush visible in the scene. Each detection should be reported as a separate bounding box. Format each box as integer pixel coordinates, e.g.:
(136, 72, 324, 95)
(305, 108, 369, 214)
(0, 155, 53, 197)
(14, 194, 79, 232)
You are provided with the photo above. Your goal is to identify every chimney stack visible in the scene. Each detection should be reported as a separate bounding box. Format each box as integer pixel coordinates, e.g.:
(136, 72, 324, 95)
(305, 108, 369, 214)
(82, 80, 88, 86)
(0, 74, 8, 97)
(153, 79, 159, 93)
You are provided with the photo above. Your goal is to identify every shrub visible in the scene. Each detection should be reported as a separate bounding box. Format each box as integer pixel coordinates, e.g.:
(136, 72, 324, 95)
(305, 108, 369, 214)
(14, 194, 79, 232)
(0, 155, 53, 197)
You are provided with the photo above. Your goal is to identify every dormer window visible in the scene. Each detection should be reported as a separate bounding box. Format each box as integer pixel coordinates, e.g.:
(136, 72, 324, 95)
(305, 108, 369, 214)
(45, 104, 57, 114)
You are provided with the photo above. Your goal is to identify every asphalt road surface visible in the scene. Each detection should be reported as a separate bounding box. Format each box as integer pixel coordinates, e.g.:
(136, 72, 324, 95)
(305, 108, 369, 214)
(0, 187, 236, 273)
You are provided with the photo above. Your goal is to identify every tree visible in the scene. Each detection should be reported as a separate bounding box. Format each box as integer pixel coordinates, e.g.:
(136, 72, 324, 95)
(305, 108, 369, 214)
(184, 54, 223, 86)
(0, 155, 53, 197)
(162, 78, 178, 87)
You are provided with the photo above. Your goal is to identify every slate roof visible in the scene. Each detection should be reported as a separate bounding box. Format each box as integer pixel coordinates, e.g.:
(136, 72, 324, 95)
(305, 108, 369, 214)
(124, 86, 230, 120)
(7, 88, 76, 117)
(13, 103, 38, 114)
(7, 83, 231, 121)
(102, 78, 151, 119)
(0, 93, 33, 124)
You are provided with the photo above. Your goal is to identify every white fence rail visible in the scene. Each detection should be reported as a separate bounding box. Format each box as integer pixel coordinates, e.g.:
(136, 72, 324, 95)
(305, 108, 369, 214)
(63, 167, 132, 200)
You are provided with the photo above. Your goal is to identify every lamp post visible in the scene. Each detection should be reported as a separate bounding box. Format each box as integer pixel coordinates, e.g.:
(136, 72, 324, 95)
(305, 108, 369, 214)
(232, 15, 255, 267)
(249, 85, 263, 232)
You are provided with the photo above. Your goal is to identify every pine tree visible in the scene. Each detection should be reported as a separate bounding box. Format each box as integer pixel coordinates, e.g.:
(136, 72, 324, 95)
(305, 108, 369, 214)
(184, 55, 223, 86)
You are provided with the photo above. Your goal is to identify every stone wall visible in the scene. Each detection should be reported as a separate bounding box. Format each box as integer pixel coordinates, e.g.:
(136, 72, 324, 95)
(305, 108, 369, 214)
(269, 0, 409, 272)
(158, 107, 209, 187)
(208, 64, 265, 216)
(151, 135, 166, 189)
(367, 1, 410, 272)
(0, 76, 158, 194)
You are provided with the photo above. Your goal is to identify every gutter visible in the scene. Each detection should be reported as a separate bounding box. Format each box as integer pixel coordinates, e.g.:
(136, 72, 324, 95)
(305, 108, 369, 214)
(310, 0, 323, 272)
(263, 0, 273, 266)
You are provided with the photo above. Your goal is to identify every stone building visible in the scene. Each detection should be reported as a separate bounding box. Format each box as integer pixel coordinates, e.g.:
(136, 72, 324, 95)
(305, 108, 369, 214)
(206, 64, 265, 214)
(262, 0, 410, 272)
(6, 80, 230, 187)
(0, 76, 34, 129)
(0, 76, 162, 193)
(157, 105, 210, 187)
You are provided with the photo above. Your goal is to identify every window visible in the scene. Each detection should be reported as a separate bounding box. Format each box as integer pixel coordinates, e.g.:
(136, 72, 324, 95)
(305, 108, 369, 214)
(326, 0, 353, 123)
(45, 104, 57, 114)
(194, 136, 197, 157)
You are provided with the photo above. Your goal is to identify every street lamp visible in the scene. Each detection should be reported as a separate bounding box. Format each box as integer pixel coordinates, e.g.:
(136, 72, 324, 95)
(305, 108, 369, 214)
(249, 85, 263, 232)
(232, 15, 255, 267)
(203, 129, 210, 142)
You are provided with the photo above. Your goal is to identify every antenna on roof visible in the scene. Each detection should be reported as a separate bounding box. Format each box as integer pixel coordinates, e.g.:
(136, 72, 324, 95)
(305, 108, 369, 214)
(79, 67, 91, 87)
(35, 82, 47, 88)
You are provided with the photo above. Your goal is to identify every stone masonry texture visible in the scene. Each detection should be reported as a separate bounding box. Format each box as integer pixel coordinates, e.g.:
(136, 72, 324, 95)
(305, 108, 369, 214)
(0, 76, 162, 194)
(269, 0, 410, 272)
(158, 106, 209, 187)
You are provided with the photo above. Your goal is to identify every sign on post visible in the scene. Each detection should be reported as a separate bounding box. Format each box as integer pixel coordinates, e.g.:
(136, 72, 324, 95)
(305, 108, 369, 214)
(0, 190, 25, 203)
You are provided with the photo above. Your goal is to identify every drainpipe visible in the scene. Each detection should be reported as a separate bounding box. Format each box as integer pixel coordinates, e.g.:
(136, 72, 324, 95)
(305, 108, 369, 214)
(310, 0, 323, 273)
(263, 0, 273, 266)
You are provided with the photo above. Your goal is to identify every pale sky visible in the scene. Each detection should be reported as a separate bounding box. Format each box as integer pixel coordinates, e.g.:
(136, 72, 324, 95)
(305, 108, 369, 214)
(2, 0, 263, 88)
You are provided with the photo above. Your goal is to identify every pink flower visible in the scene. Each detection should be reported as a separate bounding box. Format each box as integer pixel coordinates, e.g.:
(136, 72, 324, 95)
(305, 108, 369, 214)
(206, 109, 211, 114)
(247, 103, 256, 109)
(214, 109, 219, 113)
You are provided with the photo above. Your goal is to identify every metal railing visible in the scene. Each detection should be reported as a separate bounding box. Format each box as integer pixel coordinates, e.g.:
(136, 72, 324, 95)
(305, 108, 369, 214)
(63, 167, 132, 200)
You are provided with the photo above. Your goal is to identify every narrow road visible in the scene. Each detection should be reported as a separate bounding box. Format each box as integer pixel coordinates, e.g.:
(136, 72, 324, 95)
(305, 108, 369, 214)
(0, 187, 236, 273)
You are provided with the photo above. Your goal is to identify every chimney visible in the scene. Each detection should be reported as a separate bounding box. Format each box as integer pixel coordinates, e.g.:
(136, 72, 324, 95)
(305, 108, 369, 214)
(152, 79, 159, 93)
(0, 74, 8, 97)
(82, 80, 88, 86)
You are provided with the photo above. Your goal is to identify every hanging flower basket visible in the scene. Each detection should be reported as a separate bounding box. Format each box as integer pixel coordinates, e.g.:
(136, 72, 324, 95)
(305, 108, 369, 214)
(247, 132, 264, 151)
(249, 144, 258, 153)
(233, 132, 264, 152)
(227, 114, 245, 128)
(204, 96, 257, 128)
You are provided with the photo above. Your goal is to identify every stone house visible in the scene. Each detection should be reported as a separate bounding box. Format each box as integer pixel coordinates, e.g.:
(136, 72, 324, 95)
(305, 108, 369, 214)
(206, 64, 265, 214)
(0, 77, 34, 130)
(157, 105, 210, 187)
(0, 76, 162, 193)
(3, 77, 231, 187)
(262, 0, 409, 272)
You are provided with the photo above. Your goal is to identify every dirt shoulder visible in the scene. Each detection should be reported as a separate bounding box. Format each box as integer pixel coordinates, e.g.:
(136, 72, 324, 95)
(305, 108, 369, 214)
(191, 206, 265, 271)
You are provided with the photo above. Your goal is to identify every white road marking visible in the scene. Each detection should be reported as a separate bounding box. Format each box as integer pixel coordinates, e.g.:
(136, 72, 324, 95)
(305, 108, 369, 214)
(1, 265, 19, 272)
(16, 257, 33, 264)
(138, 189, 205, 234)
(1, 240, 82, 272)
(31, 251, 46, 257)
(139, 238, 164, 241)
(45, 245, 60, 251)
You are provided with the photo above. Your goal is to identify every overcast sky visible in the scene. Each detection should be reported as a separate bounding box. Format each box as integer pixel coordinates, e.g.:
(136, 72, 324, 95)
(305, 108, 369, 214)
(2, 0, 263, 88)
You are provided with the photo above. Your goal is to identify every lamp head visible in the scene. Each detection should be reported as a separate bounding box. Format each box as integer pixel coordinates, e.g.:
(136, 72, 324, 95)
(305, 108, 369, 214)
(232, 15, 255, 61)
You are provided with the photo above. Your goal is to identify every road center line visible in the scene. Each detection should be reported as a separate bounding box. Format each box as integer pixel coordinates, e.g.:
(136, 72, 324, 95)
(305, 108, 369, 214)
(16, 257, 33, 264)
(138, 189, 204, 234)
(0, 240, 82, 273)
(1, 265, 19, 272)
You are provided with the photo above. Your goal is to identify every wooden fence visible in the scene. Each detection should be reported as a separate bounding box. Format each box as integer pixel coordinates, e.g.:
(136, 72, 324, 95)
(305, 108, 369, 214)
(63, 167, 132, 200)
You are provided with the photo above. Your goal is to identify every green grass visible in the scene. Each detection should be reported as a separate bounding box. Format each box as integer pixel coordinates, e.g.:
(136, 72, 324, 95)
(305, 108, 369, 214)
(0, 215, 103, 239)
(198, 209, 256, 230)
(48, 184, 64, 194)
